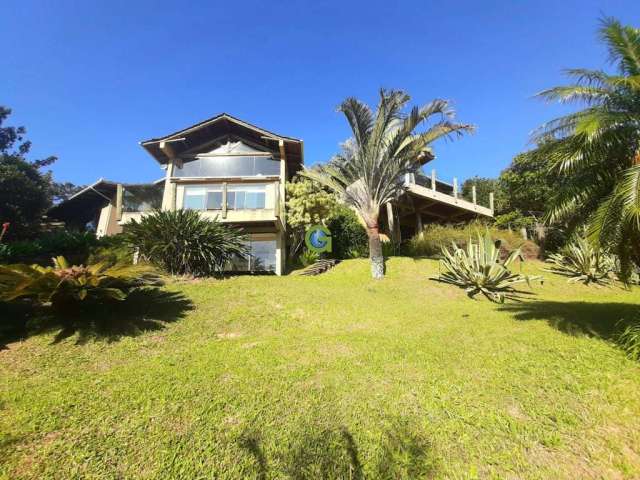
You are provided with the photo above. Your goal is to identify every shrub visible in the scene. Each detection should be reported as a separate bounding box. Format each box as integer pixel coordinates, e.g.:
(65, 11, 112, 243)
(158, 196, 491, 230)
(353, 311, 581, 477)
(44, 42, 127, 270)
(0, 230, 101, 265)
(299, 249, 319, 267)
(544, 237, 614, 285)
(123, 210, 248, 276)
(326, 206, 368, 259)
(87, 234, 132, 265)
(434, 230, 542, 303)
(618, 322, 640, 361)
(407, 223, 534, 259)
(0, 256, 162, 312)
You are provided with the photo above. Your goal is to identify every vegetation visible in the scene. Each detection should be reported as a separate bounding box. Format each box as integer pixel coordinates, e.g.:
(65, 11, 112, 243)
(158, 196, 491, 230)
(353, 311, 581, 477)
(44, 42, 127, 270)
(527, 18, 640, 280)
(0, 230, 102, 265)
(326, 205, 368, 259)
(461, 176, 500, 209)
(301, 89, 473, 279)
(298, 249, 319, 267)
(0, 256, 161, 312)
(545, 237, 614, 285)
(618, 321, 640, 361)
(123, 210, 248, 277)
(406, 222, 538, 259)
(285, 178, 340, 261)
(435, 230, 542, 302)
(0, 106, 81, 240)
(1, 258, 639, 478)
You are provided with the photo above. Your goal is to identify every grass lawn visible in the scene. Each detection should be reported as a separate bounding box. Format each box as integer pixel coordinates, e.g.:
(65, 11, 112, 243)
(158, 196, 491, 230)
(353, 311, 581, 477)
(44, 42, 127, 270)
(1, 258, 640, 479)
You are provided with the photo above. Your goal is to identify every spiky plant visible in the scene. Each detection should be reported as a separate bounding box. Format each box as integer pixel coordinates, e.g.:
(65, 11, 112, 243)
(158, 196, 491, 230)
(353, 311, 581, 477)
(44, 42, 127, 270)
(0, 256, 162, 311)
(301, 89, 473, 279)
(123, 210, 248, 276)
(528, 17, 640, 281)
(545, 237, 614, 285)
(618, 322, 640, 361)
(435, 230, 542, 303)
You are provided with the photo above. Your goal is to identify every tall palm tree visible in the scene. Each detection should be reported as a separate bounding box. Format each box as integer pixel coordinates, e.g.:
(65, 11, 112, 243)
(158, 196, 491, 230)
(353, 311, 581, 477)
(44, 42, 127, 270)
(530, 18, 640, 279)
(301, 89, 474, 279)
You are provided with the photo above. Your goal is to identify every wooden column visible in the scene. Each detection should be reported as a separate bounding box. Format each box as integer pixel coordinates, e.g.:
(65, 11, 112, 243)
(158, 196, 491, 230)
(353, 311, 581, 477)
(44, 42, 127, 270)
(416, 212, 424, 238)
(453, 178, 458, 199)
(115, 184, 123, 221)
(472, 185, 477, 205)
(222, 182, 228, 219)
(489, 192, 495, 213)
(431, 169, 436, 190)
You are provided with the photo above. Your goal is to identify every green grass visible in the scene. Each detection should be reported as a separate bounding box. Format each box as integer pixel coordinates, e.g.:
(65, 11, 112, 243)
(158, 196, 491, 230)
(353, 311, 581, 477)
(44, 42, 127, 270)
(1, 258, 640, 479)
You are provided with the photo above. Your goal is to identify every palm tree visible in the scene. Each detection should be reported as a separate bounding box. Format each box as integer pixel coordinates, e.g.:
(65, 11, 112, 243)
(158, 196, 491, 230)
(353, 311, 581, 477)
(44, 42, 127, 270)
(529, 18, 640, 279)
(301, 89, 474, 279)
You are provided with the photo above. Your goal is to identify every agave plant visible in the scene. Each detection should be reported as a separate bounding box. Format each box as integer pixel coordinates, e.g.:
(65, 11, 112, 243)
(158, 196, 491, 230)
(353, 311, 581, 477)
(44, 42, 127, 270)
(123, 210, 248, 276)
(435, 230, 542, 303)
(0, 256, 162, 311)
(544, 237, 614, 285)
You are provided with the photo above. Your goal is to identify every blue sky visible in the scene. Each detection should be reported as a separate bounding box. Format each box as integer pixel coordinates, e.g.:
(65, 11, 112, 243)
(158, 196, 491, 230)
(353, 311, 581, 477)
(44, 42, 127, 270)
(3, 0, 639, 187)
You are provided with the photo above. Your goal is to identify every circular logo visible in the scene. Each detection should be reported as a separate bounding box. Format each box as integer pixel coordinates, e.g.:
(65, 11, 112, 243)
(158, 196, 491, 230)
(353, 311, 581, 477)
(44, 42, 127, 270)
(305, 225, 332, 253)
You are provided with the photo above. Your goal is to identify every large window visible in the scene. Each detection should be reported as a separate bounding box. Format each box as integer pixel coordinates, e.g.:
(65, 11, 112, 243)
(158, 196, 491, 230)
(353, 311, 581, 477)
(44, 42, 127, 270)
(182, 184, 268, 211)
(226, 238, 277, 272)
(122, 184, 163, 212)
(227, 184, 266, 210)
(174, 155, 280, 178)
(183, 185, 223, 211)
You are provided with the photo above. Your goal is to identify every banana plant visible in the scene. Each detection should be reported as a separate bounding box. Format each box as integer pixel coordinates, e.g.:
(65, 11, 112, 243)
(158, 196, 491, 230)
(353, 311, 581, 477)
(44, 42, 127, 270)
(435, 230, 542, 303)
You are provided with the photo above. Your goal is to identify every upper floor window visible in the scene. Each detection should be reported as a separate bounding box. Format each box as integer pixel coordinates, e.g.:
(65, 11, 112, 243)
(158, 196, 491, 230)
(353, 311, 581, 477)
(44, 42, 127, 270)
(174, 155, 280, 178)
(122, 184, 163, 212)
(183, 183, 268, 211)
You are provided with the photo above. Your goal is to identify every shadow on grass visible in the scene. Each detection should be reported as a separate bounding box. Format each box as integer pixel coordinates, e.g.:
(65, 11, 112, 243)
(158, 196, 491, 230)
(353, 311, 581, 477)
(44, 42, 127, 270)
(498, 300, 640, 342)
(0, 288, 193, 347)
(238, 417, 438, 479)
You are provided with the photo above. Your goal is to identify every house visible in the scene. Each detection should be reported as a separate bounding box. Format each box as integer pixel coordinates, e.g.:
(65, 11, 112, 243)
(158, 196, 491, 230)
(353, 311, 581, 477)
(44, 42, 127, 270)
(49, 113, 493, 275)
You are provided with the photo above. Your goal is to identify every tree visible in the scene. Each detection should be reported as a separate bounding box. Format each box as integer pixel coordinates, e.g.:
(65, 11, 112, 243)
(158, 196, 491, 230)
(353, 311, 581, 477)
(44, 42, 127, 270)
(301, 89, 473, 278)
(461, 176, 501, 210)
(498, 153, 558, 215)
(0, 107, 57, 239)
(285, 178, 340, 260)
(528, 18, 640, 279)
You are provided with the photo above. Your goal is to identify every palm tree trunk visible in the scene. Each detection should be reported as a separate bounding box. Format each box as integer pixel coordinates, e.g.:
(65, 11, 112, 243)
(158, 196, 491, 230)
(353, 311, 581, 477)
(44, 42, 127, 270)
(367, 224, 384, 279)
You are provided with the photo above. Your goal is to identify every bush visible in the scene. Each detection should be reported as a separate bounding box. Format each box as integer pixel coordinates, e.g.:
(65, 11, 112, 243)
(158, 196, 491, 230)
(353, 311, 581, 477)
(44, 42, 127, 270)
(87, 235, 132, 265)
(434, 230, 542, 303)
(0, 256, 162, 313)
(0, 230, 101, 265)
(299, 249, 319, 267)
(406, 223, 535, 259)
(544, 237, 614, 285)
(326, 207, 368, 259)
(123, 210, 248, 276)
(618, 322, 640, 361)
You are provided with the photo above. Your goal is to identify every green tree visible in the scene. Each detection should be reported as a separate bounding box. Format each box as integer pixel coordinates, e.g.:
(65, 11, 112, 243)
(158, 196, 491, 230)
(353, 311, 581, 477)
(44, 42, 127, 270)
(461, 176, 501, 210)
(302, 89, 473, 278)
(285, 178, 340, 259)
(499, 153, 558, 215)
(528, 18, 640, 278)
(0, 107, 57, 239)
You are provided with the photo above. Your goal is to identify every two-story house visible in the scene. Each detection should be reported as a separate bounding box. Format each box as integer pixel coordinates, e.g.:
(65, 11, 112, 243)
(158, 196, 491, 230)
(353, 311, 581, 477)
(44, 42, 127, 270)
(49, 113, 493, 275)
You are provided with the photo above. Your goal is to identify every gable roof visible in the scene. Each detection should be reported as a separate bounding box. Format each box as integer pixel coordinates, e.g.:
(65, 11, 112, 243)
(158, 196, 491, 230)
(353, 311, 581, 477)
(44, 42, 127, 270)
(139, 113, 304, 171)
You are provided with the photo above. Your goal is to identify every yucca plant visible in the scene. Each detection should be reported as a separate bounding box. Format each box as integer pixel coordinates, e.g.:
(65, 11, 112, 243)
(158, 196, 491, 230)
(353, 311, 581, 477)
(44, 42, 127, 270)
(299, 249, 319, 267)
(0, 256, 162, 311)
(544, 237, 614, 285)
(123, 210, 248, 276)
(435, 230, 542, 303)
